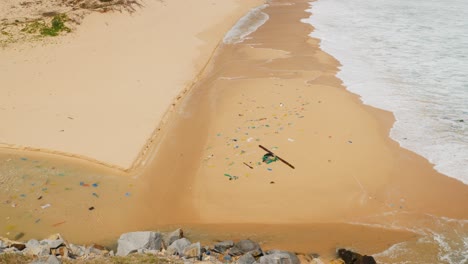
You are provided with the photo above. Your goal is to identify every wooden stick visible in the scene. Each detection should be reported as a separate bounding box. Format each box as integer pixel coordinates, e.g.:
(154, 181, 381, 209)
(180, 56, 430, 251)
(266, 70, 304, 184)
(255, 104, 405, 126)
(243, 162, 254, 169)
(259, 145, 295, 169)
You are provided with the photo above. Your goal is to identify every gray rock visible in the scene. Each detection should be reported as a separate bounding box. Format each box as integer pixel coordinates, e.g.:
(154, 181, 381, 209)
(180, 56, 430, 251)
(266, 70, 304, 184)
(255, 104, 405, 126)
(214, 240, 234, 253)
(260, 250, 299, 264)
(167, 238, 191, 256)
(26, 239, 40, 249)
(69, 244, 85, 257)
(85, 244, 108, 256)
(238, 252, 256, 264)
(24, 239, 50, 256)
(163, 228, 183, 247)
(116, 231, 163, 256)
(42, 238, 64, 250)
(229, 240, 262, 256)
(46, 255, 61, 264)
(23, 242, 50, 256)
(183, 242, 201, 259)
(30, 255, 62, 264)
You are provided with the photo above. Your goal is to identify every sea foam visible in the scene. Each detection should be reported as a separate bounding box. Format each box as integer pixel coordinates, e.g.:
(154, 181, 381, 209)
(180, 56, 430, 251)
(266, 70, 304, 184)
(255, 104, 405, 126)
(304, 0, 468, 184)
(223, 4, 269, 44)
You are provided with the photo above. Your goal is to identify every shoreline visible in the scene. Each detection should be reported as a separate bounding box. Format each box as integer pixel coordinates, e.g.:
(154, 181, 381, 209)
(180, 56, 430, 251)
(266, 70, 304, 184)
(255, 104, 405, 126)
(0, 0, 467, 262)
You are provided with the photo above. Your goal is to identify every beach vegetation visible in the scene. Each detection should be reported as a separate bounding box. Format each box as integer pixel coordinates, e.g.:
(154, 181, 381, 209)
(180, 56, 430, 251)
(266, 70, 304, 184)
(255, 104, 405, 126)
(40, 14, 71, 37)
(0, 253, 32, 264)
(21, 14, 71, 37)
(0, 253, 182, 264)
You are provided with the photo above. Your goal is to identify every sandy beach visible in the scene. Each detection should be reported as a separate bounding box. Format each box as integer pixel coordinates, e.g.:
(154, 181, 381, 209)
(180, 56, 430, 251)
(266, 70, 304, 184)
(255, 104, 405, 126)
(0, 0, 263, 170)
(1, 0, 467, 262)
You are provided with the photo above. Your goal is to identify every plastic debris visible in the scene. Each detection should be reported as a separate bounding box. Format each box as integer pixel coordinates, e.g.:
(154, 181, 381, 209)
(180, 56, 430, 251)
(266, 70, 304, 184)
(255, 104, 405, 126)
(41, 204, 51, 209)
(262, 153, 278, 164)
(52, 221, 66, 227)
(223, 173, 239, 180)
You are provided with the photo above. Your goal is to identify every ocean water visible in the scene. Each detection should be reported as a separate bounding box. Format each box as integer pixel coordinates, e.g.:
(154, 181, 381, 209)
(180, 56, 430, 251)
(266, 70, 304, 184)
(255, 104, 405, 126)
(304, 0, 468, 184)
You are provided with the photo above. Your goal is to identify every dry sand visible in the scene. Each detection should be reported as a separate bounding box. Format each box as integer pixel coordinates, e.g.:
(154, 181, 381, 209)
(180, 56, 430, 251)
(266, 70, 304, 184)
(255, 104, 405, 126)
(1, 0, 467, 262)
(0, 0, 264, 170)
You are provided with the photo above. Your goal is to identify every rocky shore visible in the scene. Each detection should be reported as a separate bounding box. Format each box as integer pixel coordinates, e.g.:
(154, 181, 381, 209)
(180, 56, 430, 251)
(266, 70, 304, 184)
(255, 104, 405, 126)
(0, 229, 377, 264)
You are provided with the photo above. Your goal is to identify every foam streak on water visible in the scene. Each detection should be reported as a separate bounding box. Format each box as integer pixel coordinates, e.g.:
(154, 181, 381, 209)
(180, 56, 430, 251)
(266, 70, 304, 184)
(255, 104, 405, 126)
(223, 4, 269, 44)
(304, 0, 468, 183)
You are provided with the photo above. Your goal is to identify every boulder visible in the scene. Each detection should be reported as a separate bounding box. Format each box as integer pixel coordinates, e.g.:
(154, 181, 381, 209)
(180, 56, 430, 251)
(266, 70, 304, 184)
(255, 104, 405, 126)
(337, 249, 376, 264)
(10, 243, 26, 251)
(265, 250, 299, 264)
(163, 228, 183, 247)
(229, 240, 262, 256)
(69, 244, 86, 257)
(23, 239, 49, 256)
(183, 242, 201, 259)
(213, 240, 234, 253)
(85, 244, 109, 256)
(167, 238, 191, 256)
(31, 255, 62, 264)
(46, 255, 62, 264)
(238, 252, 256, 264)
(41, 234, 65, 249)
(116, 231, 163, 256)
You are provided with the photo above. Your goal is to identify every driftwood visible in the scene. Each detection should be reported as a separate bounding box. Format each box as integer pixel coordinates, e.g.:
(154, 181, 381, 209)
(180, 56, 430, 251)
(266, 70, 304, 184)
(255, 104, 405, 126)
(258, 145, 295, 169)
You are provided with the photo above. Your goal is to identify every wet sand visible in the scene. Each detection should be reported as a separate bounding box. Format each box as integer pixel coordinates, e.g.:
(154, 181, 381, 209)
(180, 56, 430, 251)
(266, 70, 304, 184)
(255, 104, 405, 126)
(1, 0, 467, 262)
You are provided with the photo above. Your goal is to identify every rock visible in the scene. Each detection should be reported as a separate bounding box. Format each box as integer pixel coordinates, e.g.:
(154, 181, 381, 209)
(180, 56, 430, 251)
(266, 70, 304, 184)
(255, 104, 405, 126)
(260, 250, 299, 264)
(229, 240, 262, 256)
(42, 234, 65, 250)
(51, 246, 69, 258)
(10, 243, 26, 251)
(69, 244, 85, 257)
(23, 239, 49, 256)
(31, 255, 62, 264)
(85, 244, 109, 256)
(46, 255, 62, 264)
(213, 240, 234, 253)
(116, 231, 163, 256)
(163, 228, 183, 247)
(238, 252, 256, 264)
(183, 242, 201, 259)
(330, 260, 345, 264)
(167, 238, 191, 256)
(265, 250, 300, 264)
(337, 249, 376, 264)
(26, 239, 40, 248)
